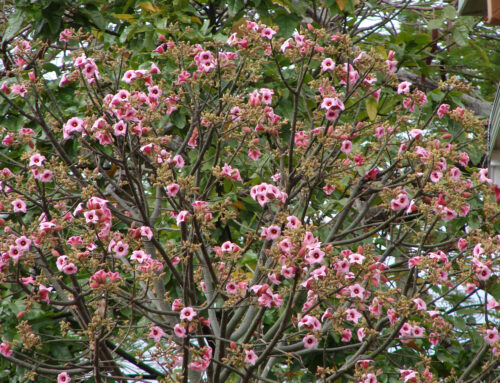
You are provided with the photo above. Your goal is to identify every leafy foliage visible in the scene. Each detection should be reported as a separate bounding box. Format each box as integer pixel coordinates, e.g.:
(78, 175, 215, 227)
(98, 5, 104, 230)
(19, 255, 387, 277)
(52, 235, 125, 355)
(0, 1, 499, 382)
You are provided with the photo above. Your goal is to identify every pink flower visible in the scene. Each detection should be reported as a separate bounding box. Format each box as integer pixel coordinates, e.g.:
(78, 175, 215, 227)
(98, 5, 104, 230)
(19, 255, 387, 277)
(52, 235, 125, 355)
(357, 327, 366, 341)
(458, 152, 469, 167)
(2, 134, 14, 146)
(278, 238, 292, 254)
(221, 163, 243, 182)
(172, 154, 185, 169)
(84, 210, 99, 224)
(281, 265, 296, 279)
(38, 170, 53, 183)
(305, 247, 325, 265)
(12, 199, 27, 213)
(220, 241, 241, 252)
(260, 88, 274, 105)
(174, 323, 187, 338)
(303, 334, 318, 349)
(89, 270, 109, 289)
(441, 207, 457, 221)
(113, 241, 129, 258)
(365, 168, 380, 180)
(113, 120, 127, 136)
(248, 147, 262, 161)
(262, 225, 281, 240)
(450, 167, 461, 181)
(341, 140, 352, 154)
(348, 252, 365, 265)
(166, 183, 180, 197)
(172, 299, 183, 312)
(29, 153, 46, 167)
(374, 126, 385, 138)
(429, 332, 440, 346)
(412, 325, 425, 338)
(430, 171, 442, 183)
(131, 250, 150, 264)
(361, 372, 377, 383)
(57, 372, 71, 383)
(478, 168, 493, 184)
(459, 202, 470, 217)
(353, 155, 365, 166)
(0, 342, 13, 357)
(189, 346, 212, 371)
(412, 298, 427, 311)
(63, 117, 86, 140)
(298, 315, 321, 331)
(226, 281, 238, 295)
(348, 283, 365, 299)
(180, 307, 197, 321)
(38, 284, 53, 303)
(323, 185, 335, 195)
(11, 84, 27, 97)
(477, 266, 491, 281)
(59, 29, 72, 43)
(385, 54, 398, 73)
(397, 81, 411, 94)
(67, 236, 83, 247)
(387, 309, 398, 325)
(149, 326, 165, 342)
(484, 328, 499, 346)
(8, 245, 23, 262)
(294, 131, 308, 147)
(409, 129, 425, 140)
(321, 58, 335, 72)
(400, 369, 418, 383)
(437, 104, 450, 118)
(122, 70, 137, 84)
(140, 226, 154, 240)
(457, 238, 467, 251)
(321, 97, 344, 111)
(369, 297, 382, 315)
(286, 215, 301, 229)
(341, 328, 352, 342)
(15, 236, 31, 251)
(391, 193, 409, 211)
(176, 210, 189, 226)
(345, 308, 362, 323)
(244, 349, 258, 365)
(63, 263, 78, 275)
(260, 27, 276, 40)
(0, 82, 10, 94)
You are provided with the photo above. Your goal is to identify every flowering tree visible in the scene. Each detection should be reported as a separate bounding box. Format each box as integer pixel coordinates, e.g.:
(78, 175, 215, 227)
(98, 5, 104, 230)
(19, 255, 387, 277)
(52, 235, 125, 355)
(0, 1, 500, 382)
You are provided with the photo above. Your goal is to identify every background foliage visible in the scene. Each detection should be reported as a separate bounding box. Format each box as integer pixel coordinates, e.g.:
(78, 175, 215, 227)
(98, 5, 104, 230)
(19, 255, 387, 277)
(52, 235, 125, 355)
(0, 0, 499, 382)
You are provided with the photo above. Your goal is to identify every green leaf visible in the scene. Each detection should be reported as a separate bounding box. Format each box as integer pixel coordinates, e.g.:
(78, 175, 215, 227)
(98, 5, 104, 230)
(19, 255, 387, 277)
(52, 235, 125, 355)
(2, 11, 25, 44)
(171, 111, 186, 129)
(413, 33, 431, 46)
(468, 145, 484, 165)
(228, 0, 245, 17)
(113, 13, 136, 23)
(138, 1, 162, 13)
(274, 12, 301, 37)
(366, 97, 378, 121)
(427, 18, 443, 30)
(453, 316, 467, 331)
(429, 89, 445, 102)
(453, 26, 468, 47)
(469, 42, 491, 67)
(443, 5, 456, 19)
(200, 19, 211, 35)
(81, 8, 107, 30)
